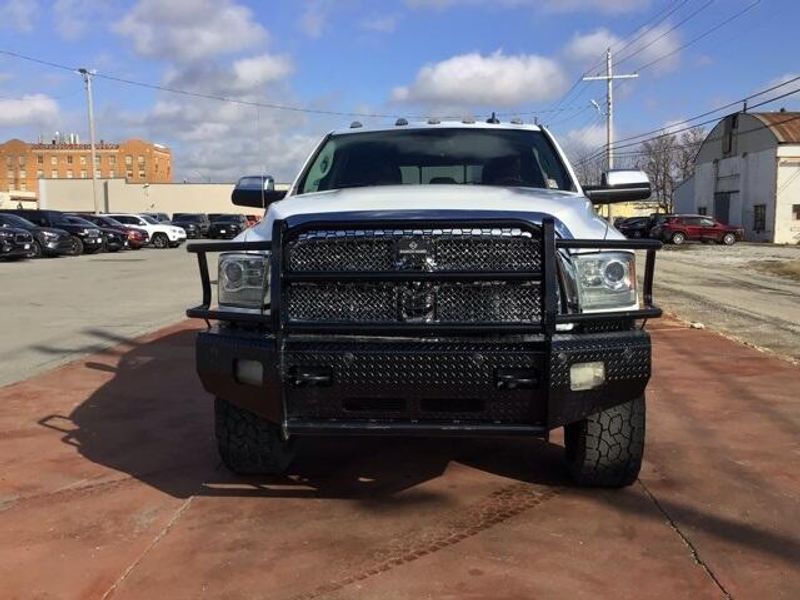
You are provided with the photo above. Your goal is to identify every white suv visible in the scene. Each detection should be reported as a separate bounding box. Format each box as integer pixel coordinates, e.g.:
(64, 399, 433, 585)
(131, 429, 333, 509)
(106, 213, 187, 248)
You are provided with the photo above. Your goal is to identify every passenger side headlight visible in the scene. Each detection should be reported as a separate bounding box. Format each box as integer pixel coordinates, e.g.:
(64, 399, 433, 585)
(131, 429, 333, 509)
(573, 252, 637, 311)
(218, 252, 270, 309)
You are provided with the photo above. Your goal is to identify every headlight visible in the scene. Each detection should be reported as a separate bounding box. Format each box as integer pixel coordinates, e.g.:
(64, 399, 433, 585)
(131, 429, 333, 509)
(573, 252, 637, 311)
(42, 231, 59, 239)
(218, 252, 270, 309)
(0, 230, 11, 239)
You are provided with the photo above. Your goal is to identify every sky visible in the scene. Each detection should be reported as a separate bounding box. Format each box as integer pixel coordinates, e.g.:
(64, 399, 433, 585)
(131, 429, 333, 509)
(0, 0, 798, 182)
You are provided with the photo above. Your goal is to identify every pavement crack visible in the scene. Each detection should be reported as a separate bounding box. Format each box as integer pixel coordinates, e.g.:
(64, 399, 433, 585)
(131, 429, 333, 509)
(100, 495, 195, 600)
(638, 480, 733, 600)
(289, 484, 561, 600)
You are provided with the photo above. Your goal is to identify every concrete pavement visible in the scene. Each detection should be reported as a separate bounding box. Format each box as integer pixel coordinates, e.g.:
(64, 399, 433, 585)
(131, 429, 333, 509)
(0, 318, 797, 599)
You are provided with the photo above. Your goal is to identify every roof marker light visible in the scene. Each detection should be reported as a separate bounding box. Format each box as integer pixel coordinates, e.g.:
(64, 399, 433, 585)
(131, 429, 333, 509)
(510, 117, 523, 125)
(395, 118, 408, 126)
(349, 121, 363, 129)
(462, 116, 476, 124)
(427, 117, 441, 125)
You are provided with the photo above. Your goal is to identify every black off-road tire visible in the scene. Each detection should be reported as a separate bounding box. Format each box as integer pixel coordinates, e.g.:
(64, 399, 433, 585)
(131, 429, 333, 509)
(152, 233, 169, 249)
(564, 395, 645, 488)
(215, 397, 295, 475)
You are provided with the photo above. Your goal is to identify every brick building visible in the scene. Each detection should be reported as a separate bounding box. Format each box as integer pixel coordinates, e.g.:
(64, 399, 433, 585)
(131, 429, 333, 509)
(0, 137, 172, 199)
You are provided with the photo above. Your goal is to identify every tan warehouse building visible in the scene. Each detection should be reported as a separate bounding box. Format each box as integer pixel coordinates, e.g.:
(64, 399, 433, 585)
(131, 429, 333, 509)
(0, 137, 172, 201)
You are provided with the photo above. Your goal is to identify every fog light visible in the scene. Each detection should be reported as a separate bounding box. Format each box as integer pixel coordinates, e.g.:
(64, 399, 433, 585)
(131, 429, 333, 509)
(235, 359, 263, 386)
(570, 361, 605, 391)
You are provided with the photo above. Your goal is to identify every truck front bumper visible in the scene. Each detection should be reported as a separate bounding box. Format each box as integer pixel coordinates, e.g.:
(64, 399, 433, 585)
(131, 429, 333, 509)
(196, 327, 651, 436)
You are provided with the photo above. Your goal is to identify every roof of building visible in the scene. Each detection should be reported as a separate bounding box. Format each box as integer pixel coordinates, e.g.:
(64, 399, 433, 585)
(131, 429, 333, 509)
(750, 111, 800, 144)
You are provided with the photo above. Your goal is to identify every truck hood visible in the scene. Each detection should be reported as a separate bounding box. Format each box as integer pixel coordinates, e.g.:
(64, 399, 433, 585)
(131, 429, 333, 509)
(240, 185, 620, 241)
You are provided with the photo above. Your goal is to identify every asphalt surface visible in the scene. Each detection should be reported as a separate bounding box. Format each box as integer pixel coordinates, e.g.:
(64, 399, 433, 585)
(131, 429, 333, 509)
(0, 317, 797, 599)
(648, 243, 800, 361)
(0, 247, 199, 386)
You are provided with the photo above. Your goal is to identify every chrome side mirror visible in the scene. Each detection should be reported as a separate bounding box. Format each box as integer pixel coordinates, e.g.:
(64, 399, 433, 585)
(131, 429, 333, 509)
(231, 175, 287, 208)
(583, 169, 651, 204)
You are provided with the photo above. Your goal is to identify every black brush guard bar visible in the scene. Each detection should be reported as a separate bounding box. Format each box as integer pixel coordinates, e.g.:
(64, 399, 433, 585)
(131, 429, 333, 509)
(186, 217, 662, 334)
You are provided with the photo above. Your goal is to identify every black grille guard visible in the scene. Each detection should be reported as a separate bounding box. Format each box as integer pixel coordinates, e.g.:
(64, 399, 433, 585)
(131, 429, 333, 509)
(186, 216, 662, 335)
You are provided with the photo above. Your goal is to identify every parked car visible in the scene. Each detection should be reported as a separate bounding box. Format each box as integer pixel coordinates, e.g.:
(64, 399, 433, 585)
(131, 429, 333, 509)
(106, 213, 187, 248)
(0, 225, 34, 260)
(77, 214, 150, 250)
(0, 209, 103, 255)
(63, 215, 125, 252)
(142, 212, 171, 224)
(186, 120, 663, 488)
(617, 216, 653, 239)
(245, 214, 261, 226)
(207, 214, 248, 239)
(171, 213, 210, 238)
(651, 214, 744, 245)
(0, 213, 73, 258)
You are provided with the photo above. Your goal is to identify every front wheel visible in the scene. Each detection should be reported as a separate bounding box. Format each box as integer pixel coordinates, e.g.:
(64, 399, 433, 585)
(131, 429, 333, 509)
(215, 397, 295, 475)
(67, 236, 84, 256)
(152, 232, 169, 249)
(721, 233, 736, 246)
(671, 232, 686, 245)
(30, 240, 42, 258)
(564, 395, 645, 487)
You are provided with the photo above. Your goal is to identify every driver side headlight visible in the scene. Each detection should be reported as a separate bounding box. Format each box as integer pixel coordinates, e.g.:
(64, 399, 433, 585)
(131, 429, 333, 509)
(573, 252, 637, 311)
(218, 252, 270, 309)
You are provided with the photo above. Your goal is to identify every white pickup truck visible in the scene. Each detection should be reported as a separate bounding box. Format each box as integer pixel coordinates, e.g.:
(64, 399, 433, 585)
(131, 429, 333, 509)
(186, 119, 662, 487)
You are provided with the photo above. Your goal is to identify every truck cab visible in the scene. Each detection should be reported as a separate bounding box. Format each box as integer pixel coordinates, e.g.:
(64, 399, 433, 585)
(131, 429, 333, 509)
(186, 120, 661, 487)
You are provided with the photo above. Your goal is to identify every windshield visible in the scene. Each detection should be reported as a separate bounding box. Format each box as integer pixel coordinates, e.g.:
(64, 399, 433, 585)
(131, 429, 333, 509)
(65, 216, 97, 227)
(101, 217, 125, 228)
(175, 215, 202, 223)
(213, 215, 241, 223)
(141, 215, 159, 224)
(0, 214, 35, 229)
(298, 128, 573, 194)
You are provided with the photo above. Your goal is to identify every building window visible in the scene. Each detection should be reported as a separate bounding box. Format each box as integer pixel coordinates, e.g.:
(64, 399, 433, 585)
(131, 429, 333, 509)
(36, 170, 44, 178)
(6, 170, 14, 179)
(792, 204, 800, 220)
(109, 170, 115, 178)
(138, 170, 146, 179)
(94, 169, 101, 178)
(137, 155, 145, 165)
(19, 169, 26, 178)
(126, 170, 133, 179)
(5, 156, 11, 166)
(50, 170, 58, 178)
(753, 204, 766, 233)
(17, 155, 24, 166)
(80, 155, 87, 166)
(37, 154, 43, 165)
(94, 155, 101, 166)
(50, 156, 57, 166)
(125, 155, 132, 166)
(108, 156, 116, 166)
(67, 170, 74, 178)
(19, 181, 27, 191)
(80, 170, 87, 179)
(697, 206, 707, 215)
(67, 155, 73, 164)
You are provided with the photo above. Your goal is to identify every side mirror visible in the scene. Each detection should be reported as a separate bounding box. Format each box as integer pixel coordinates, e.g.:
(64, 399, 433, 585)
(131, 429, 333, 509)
(231, 175, 287, 208)
(583, 169, 651, 204)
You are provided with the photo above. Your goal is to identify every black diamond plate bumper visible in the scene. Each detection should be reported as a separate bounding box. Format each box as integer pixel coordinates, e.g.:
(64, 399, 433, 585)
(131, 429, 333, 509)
(196, 326, 651, 434)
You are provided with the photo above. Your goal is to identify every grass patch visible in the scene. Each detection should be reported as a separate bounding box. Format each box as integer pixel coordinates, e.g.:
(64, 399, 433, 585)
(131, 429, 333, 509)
(751, 259, 800, 281)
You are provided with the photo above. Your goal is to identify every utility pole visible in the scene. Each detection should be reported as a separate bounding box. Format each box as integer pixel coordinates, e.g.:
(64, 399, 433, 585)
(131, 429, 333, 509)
(582, 48, 638, 171)
(78, 68, 100, 214)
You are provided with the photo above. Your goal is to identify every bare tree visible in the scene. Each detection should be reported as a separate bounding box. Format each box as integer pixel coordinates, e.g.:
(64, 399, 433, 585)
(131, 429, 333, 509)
(638, 126, 705, 213)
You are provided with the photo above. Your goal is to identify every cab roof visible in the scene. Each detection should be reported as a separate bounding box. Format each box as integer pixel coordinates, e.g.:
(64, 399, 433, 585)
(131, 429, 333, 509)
(331, 119, 544, 136)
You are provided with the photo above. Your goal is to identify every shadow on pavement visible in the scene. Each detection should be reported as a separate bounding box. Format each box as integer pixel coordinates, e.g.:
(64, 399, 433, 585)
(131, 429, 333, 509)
(35, 326, 800, 564)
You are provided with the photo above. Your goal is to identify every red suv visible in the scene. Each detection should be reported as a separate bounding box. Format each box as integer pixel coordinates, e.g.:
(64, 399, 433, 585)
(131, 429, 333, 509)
(651, 215, 744, 245)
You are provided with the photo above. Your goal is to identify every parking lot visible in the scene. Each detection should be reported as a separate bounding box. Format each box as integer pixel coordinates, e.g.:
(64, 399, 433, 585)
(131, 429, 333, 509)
(0, 245, 798, 599)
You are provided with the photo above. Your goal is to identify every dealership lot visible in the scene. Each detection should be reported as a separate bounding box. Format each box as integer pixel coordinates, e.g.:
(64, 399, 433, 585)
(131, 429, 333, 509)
(0, 245, 798, 598)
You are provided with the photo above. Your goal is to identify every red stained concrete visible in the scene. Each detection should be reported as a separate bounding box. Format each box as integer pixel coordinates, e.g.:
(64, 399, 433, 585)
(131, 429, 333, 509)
(0, 318, 797, 599)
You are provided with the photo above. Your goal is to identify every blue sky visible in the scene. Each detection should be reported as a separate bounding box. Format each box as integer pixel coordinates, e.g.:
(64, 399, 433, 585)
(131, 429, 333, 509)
(0, 0, 797, 181)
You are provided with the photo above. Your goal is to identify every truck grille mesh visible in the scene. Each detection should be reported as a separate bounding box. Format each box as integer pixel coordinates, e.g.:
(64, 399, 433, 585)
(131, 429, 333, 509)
(284, 226, 543, 326)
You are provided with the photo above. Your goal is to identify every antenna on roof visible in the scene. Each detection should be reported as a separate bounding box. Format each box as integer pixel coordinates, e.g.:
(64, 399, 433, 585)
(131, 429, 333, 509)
(486, 112, 500, 124)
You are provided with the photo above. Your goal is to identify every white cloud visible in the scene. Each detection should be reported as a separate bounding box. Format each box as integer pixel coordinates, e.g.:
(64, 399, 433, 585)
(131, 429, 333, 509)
(114, 0, 267, 62)
(298, 0, 329, 38)
(232, 54, 294, 88)
(0, 0, 37, 32)
(0, 94, 59, 127)
(564, 24, 682, 73)
(392, 50, 568, 107)
(53, 0, 94, 41)
(406, 0, 649, 13)
(360, 15, 399, 33)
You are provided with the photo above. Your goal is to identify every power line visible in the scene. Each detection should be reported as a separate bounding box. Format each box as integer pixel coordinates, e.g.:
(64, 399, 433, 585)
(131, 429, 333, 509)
(615, 0, 715, 68)
(636, 0, 762, 72)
